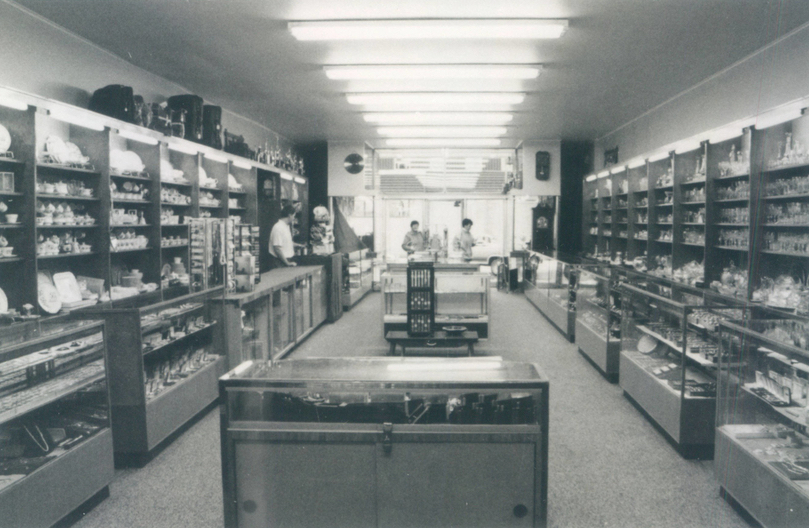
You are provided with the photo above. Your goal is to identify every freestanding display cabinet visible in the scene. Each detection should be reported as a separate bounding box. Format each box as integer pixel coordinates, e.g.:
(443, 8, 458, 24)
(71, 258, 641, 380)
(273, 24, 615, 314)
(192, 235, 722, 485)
(220, 357, 549, 528)
(523, 251, 578, 342)
(0, 319, 114, 527)
(576, 266, 621, 382)
(716, 314, 809, 528)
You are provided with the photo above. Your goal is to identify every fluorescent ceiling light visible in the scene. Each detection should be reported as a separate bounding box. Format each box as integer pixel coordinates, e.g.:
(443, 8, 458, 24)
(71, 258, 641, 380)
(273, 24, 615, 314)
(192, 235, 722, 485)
(347, 93, 525, 108)
(325, 64, 541, 80)
(280, 172, 294, 181)
(289, 19, 568, 41)
(627, 158, 646, 169)
(648, 151, 670, 162)
(611, 167, 625, 174)
(0, 94, 28, 111)
(232, 159, 253, 170)
(378, 126, 507, 138)
(49, 108, 105, 131)
(117, 129, 158, 145)
(585, 175, 597, 182)
(364, 112, 513, 125)
(755, 105, 804, 129)
(205, 153, 229, 164)
(294, 176, 307, 184)
(597, 170, 610, 179)
(167, 142, 198, 156)
(416, 173, 479, 189)
(385, 138, 502, 147)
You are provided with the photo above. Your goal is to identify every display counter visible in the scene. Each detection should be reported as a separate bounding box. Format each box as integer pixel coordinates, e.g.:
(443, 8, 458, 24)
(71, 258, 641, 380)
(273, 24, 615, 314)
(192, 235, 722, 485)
(576, 266, 621, 381)
(620, 283, 750, 458)
(382, 267, 490, 338)
(210, 266, 328, 367)
(71, 287, 225, 466)
(523, 251, 579, 341)
(219, 357, 549, 528)
(0, 319, 114, 527)
(344, 250, 374, 309)
(716, 313, 809, 527)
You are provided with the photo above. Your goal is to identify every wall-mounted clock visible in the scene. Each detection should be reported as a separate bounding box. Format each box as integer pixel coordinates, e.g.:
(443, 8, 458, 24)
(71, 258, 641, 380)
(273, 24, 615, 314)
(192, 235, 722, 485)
(344, 153, 364, 174)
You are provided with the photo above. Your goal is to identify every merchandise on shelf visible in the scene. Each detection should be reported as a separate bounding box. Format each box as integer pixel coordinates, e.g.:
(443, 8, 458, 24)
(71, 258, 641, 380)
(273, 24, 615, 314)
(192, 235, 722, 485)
(683, 207, 705, 223)
(673, 260, 704, 285)
(766, 202, 809, 225)
(37, 201, 96, 227)
(716, 180, 749, 200)
(39, 136, 92, 169)
(160, 187, 191, 205)
(199, 191, 220, 207)
(717, 144, 750, 177)
(762, 231, 809, 255)
(682, 228, 705, 245)
(753, 275, 809, 314)
(109, 149, 146, 175)
(683, 187, 706, 202)
(709, 264, 748, 299)
(718, 207, 748, 224)
(36, 231, 92, 256)
(767, 131, 809, 169)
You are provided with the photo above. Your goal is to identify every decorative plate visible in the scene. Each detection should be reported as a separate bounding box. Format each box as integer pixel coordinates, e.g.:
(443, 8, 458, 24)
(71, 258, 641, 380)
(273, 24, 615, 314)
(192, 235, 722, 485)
(64, 142, 88, 164)
(52, 271, 83, 303)
(37, 272, 62, 314)
(45, 136, 68, 164)
(443, 325, 467, 334)
(0, 286, 8, 314)
(0, 123, 11, 153)
(638, 335, 659, 354)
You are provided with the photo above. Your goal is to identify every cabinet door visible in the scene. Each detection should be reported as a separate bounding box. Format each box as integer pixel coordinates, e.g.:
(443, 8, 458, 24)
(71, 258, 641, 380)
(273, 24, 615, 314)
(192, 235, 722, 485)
(376, 441, 536, 528)
(234, 441, 377, 528)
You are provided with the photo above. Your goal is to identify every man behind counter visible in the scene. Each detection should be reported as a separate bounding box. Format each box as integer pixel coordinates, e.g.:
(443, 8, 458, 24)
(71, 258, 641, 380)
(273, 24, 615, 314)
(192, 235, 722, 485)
(454, 218, 476, 262)
(401, 220, 426, 254)
(269, 204, 298, 268)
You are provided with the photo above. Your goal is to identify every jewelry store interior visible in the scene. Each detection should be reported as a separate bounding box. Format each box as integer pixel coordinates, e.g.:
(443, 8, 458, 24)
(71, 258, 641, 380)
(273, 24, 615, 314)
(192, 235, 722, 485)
(3, 2, 809, 527)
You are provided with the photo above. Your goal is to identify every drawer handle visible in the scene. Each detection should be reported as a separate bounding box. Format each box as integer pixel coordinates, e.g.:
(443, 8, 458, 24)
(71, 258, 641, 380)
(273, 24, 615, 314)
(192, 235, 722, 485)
(513, 504, 528, 518)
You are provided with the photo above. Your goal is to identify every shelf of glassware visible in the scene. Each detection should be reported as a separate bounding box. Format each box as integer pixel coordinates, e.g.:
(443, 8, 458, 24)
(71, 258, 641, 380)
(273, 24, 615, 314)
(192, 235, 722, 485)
(382, 270, 490, 338)
(619, 283, 750, 458)
(69, 287, 226, 466)
(523, 251, 576, 342)
(715, 314, 809, 528)
(344, 250, 374, 309)
(0, 319, 114, 528)
(575, 267, 621, 382)
(219, 357, 550, 528)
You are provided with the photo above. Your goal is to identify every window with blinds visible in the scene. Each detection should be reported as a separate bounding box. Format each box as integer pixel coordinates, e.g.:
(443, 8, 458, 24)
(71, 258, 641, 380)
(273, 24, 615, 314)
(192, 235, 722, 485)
(376, 149, 516, 195)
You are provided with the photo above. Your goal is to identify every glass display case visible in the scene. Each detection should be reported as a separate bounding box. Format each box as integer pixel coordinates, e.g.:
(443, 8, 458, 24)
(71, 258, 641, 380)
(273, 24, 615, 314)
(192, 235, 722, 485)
(523, 251, 578, 342)
(576, 266, 621, 381)
(620, 282, 749, 458)
(716, 313, 809, 527)
(0, 319, 114, 527)
(344, 249, 374, 309)
(382, 267, 490, 338)
(211, 266, 329, 366)
(75, 288, 226, 465)
(219, 357, 549, 528)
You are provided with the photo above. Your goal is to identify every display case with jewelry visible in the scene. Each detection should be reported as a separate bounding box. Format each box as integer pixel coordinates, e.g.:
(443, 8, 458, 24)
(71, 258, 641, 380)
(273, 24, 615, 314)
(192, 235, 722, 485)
(72, 288, 225, 465)
(524, 251, 580, 342)
(0, 318, 114, 527)
(620, 281, 751, 458)
(716, 310, 809, 527)
(576, 265, 622, 381)
(344, 249, 374, 309)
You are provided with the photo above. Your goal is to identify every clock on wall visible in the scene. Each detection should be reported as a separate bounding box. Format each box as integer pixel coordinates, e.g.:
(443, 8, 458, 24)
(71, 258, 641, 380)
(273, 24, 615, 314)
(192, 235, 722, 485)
(344, 153, 365, 174)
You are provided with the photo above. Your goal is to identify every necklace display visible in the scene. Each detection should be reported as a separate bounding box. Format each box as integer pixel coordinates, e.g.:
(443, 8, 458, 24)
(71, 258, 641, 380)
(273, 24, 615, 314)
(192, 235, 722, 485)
(24, 424, 49, 453)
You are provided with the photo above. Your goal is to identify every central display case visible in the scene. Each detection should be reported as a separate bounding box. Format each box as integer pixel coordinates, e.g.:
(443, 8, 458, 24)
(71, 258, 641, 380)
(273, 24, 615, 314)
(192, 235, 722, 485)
(523, 251, 578, 342)
(619, 282, 750, 458)
(0, 319, 113, 527)
(219, 357, 549, 528)
(716, 312, 809, 527)
(382, 264, 490, 338)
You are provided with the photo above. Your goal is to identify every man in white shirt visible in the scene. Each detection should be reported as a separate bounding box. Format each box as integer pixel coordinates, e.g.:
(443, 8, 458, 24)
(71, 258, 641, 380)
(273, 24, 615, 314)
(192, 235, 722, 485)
(453, 218, 476, 262)
(269, 204, 297, 268)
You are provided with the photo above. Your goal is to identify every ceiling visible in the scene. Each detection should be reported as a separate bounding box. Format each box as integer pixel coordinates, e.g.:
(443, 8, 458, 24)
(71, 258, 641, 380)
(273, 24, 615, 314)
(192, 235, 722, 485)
(14, 0, 809, 148)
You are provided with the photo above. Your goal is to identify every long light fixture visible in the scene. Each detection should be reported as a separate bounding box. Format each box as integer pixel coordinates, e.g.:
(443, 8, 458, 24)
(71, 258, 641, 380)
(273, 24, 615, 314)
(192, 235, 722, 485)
(347, 93, 525, 108)
(289, 19, 568, 40)
(325, 64, 541, 80)
(755, 104, 804, 129)
(49, 107, 105, 131)
(597, 170, 610, 179)
(385, 138, 502, 147)
(167, 142, 199, 156)
(378, 126, 507, 138)
(294, 176, 307, 184)
(232, 159, 253, 170)
(364, 112, 513, 125)
(117, 129, 158, 146)
(0, 93, 28, 111)
(280, 172, 294, 181)
(673, 138, 702, 153)
(648, 151, 671, 162)
(205, 153, 229, 164)
(627, 158, 646, 169)
(585, 174, 597, 182)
